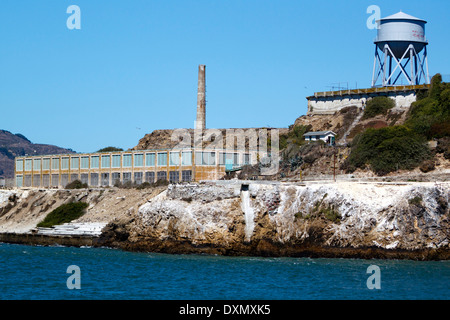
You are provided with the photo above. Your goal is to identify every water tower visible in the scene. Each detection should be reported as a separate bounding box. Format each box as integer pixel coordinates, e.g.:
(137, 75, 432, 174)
(372, 11, 430, 87)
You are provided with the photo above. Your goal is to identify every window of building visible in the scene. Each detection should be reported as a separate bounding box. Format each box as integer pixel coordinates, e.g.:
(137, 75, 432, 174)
(16, 159, 23, 172)
(81, 157, 89, 169)
(157, 171, 167, 181)
(169, 152, 180, 166)
(91, 156, 99, 169)
(101, 173, 110, 186)
(112, 155, 121, 168)
(112, 172, 121, 185)
(123, 154, 132, 168)
(51, 174, 59, 187)
(134, 172, 143, 185)
(134, 154, 143, 167)
(81, 174, 89, 185)
(90, 173, 99, 186)
(181, 152, 192, 166)
(244, 154, 251, 165)
(196, 152, 216, 165)
(182, 170, 192, 182)
(219, 153, 239, 166)
(52, 158, 59, 170)
(169, 171, 179, 183)
(208, 152, 216, 165)
(70, 174, 79, 182)
(145, 172, 155, 183)
(101, 155, 110, 168)
(61, 157, 69, 170)
(71, 157, 79, 170)
(61, 174, 69, 187)
(16, 175, 23, 188)
(123, 172, 132, 183)
(25, 159, 32, 171)
(33, 159, 41, 171)
(157, 153, 167, 166)
(146, 153, 155, 167)
(33, 175, 40, 187)
(42, 158, 50, 170)
(42, 175, 50, 187)
(24, 175, 32, 187)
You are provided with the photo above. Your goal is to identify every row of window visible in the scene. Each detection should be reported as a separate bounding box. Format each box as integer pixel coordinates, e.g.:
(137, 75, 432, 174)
(16, 152, 251, 172)
(16, 170, 193, 188)
(16, 152, 188, 171)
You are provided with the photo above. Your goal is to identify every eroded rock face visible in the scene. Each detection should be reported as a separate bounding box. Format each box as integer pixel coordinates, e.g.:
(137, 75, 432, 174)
(1, 181, 448, 259)
(116, 181, 449, 259)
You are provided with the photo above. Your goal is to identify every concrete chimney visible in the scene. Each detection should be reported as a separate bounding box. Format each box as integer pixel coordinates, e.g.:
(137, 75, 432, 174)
(195, 65, 206, 131)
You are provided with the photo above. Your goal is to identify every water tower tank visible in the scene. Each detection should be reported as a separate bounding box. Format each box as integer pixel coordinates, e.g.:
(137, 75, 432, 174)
(371, 11, 430, 87)
(375, 11, 428, 57)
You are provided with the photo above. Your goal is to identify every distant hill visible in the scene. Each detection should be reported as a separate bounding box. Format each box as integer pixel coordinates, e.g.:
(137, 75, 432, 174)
(0, 130, 75, 178)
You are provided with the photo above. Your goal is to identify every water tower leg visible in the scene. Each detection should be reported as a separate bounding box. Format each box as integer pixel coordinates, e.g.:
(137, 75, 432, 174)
(372, 47, 378, 87)
(424, 46, 430, 84)
(388, 55, 392, 85)
(414, 50, 419, 84)
(410, 46, 415, 85)
(382, 45, 389, 86)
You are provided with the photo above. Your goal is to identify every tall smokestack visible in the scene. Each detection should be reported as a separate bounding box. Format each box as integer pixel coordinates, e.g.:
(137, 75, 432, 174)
(195, 65, 206, 131)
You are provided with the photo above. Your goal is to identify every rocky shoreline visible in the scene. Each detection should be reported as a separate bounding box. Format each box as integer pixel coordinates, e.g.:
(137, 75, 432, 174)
(1, 231, 448, 261)
(0, 180, 449, 261)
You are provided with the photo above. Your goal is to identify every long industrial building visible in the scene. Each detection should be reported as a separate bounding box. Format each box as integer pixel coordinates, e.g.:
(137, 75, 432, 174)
(14, 65, 263, 188)
(14, 148, 255, 188)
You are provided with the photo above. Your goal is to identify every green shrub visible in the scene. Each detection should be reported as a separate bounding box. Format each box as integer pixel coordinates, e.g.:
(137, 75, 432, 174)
(65, 180, 88, 189)
(408, 196, 423, 206)
(429, 73, 443, 100)
(343, 126, 430, 175)
(37, 202, 89, 228)
(135, 179, 169, 189)
(97, 146, 124, 153)
(362, 96, 395, 119)
(405, 74, 450, 139)
(321, 204, 341, 223)
(279, 124, 312, 151)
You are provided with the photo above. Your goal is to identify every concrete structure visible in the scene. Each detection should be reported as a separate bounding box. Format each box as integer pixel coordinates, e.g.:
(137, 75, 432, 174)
(306, 84, 429, 115)
(372, 11, 429, 87)
(195, 65, 206, 131)
(14, 148, 257, 188)
(303, 131, 336, 145)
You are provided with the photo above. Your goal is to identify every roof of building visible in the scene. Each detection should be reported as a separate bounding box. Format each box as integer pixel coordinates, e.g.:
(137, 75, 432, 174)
(303, 131, 336, 136)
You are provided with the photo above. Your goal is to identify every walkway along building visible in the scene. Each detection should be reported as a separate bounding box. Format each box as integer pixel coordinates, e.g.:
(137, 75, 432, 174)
(14, 148, 256, 188)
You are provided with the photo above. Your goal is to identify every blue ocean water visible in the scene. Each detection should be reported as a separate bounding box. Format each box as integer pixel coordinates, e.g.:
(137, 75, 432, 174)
(0, 243, 448, 300)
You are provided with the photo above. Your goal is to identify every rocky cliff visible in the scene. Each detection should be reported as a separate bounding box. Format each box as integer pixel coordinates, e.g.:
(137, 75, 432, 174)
(1, 181, 448, 260)
(102, 181, 449, 260)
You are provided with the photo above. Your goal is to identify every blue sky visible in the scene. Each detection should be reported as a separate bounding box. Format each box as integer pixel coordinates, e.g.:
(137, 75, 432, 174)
(1, 0, 449, 153)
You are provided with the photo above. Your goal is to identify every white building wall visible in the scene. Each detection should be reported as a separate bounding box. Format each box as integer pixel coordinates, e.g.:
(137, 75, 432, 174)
(307, 91, 417, 115)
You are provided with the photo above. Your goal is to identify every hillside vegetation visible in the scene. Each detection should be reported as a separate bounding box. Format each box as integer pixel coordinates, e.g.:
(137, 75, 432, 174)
(37, 202, 88, 228)
(343, 74, 450, 175)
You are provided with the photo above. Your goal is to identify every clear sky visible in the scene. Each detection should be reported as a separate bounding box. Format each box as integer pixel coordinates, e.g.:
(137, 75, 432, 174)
(1, 0, 449, 153)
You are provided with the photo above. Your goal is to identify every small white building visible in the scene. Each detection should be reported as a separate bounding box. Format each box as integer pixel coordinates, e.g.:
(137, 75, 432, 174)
(303, 131, 336, 145)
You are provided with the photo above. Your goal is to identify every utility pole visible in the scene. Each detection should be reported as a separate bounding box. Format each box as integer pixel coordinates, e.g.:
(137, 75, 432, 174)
(333, 147, 337, 182)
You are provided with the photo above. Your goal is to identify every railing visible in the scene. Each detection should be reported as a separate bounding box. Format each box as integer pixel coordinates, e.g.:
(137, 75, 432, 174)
(310, 84, 429, 99)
